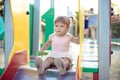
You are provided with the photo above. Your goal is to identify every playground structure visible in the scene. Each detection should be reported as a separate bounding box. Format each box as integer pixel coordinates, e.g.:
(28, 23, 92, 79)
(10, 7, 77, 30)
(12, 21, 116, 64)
(0, 0, 111, 80)
(0, 17, 4, 48)
(111, 15, 120, 24)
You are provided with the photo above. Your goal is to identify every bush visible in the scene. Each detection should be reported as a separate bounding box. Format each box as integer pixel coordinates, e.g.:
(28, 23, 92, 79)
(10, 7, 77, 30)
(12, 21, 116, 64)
(111, 23, 120, 38)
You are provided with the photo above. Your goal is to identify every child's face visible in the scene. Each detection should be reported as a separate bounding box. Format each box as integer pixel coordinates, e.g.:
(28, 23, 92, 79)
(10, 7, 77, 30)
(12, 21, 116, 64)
(55, 22, 69, 36)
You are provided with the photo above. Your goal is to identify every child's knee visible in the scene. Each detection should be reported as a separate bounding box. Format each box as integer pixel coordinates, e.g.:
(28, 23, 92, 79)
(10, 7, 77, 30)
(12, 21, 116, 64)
(62, 58, 71, 68)
(34, 57, 42, 65)
(35, 57, 40, 63)
(45, 57, 54, 67)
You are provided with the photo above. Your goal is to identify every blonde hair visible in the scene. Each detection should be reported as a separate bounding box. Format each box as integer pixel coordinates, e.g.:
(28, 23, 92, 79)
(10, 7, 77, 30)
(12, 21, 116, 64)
(54, 16, 70, 28)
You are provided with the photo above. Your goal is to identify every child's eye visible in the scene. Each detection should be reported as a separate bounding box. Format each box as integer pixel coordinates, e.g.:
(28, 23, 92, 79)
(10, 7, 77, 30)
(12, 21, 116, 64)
(55, 25, 64, 28)
(60, 26, 64, 28)
(55, 25, 58, 27)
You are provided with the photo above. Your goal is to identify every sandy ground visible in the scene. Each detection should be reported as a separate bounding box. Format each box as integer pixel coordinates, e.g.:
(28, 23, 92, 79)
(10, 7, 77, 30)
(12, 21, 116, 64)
(0, 46, 120, 80)
(110, 46, 120, 80)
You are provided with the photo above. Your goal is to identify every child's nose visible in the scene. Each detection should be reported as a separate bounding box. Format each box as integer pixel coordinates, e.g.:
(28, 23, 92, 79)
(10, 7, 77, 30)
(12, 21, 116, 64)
(57, 26, 61, 29)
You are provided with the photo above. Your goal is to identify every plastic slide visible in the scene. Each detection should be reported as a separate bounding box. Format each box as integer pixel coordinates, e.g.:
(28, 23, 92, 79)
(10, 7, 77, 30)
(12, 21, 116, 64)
(8, 0, 30, 62)
(14, 66, 76, 80)
(0, 50, 28, 80)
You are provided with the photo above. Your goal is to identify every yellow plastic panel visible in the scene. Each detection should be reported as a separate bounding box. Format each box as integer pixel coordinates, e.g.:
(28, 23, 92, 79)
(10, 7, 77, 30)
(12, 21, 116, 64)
(9, 0, 29, 63)
(76, 0, 85, 79)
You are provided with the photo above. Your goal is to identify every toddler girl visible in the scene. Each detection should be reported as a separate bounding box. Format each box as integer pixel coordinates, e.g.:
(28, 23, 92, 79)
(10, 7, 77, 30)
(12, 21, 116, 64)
(35, 16, 80, 75)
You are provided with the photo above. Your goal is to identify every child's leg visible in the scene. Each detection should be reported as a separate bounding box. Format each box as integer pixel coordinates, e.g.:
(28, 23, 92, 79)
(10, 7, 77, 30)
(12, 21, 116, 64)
(34, 56, 44, 75)
(85, 28, 89, 38)
(44, 57, 54, 69)
(54, 57, 71, 75)
(62, 57, 72, 69)
(34, 57, 54, 75)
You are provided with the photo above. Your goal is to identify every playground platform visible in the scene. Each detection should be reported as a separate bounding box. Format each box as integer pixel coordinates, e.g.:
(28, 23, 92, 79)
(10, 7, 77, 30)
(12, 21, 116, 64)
(0, 39, 98, 80)
(13, 39, 98, 80)
(14, 64, 76, 80)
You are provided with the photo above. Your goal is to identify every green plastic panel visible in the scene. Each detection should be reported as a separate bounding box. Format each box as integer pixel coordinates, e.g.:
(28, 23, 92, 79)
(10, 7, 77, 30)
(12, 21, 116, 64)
(29, 4, 34, 55)
(42, 8, 54, 50)
(0, 68, 5, 76)
(83, 67, 98, 72)
(0, 17, 4, 40)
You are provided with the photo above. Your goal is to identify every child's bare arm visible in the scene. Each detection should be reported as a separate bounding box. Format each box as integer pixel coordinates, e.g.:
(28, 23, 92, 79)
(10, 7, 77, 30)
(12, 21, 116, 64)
(71, 36, 80, 44)
(40, 39, 52, 51)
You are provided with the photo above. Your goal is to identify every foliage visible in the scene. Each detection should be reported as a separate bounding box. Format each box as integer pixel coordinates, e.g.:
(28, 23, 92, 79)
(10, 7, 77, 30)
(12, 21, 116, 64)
(111, 22, 120, 38)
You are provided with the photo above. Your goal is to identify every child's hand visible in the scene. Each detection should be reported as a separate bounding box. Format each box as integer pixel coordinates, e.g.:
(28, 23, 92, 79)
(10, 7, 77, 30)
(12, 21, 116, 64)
(36, 51, 48, 56)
